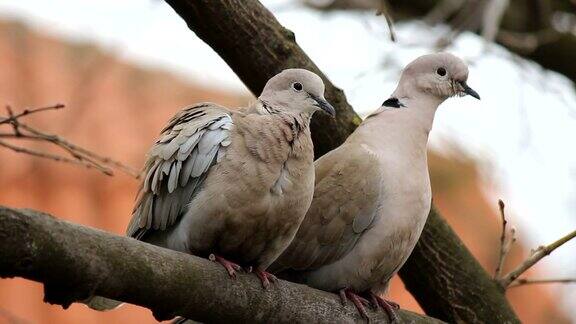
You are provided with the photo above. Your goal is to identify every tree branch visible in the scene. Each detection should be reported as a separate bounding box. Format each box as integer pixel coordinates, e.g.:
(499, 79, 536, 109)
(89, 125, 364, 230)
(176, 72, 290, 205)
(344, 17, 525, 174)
(163, 1, 521, 322)
(494, 199, 516, 279)
(0, 104, 139, 178)
(499, 229, 576, 287)
(0, 206, 442, 324)
(508, 278, 576, 288)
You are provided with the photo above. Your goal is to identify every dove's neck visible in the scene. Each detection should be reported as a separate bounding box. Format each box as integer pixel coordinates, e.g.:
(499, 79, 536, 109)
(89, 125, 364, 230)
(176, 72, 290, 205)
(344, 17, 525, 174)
(355, 87, 442, 155)
(249, 99, 314, 120)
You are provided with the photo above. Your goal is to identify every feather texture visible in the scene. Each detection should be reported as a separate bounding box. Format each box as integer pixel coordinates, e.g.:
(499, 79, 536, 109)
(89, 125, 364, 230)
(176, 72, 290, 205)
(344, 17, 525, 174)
(126, 103, 233, 238)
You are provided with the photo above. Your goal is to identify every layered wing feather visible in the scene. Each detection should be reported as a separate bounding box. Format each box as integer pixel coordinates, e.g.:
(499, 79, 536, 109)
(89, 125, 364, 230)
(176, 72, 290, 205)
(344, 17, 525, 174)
(127, 103, 233, 239)
(272, 144, 382, 272)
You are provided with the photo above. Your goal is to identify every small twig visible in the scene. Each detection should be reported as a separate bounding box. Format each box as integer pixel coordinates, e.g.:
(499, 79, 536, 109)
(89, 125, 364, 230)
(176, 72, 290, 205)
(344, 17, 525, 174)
(0, 103, 64, 125)
(0, 140, 113, 176)
(4, 105, 21, 137)
(508, 278, 576, 288)
(496, 29, 561, 53)
(376, 0, 396, 42)
(0, 104, 139, 178)
(494, 199, 511, 279)
(16, 122, 139, 177)
(500, 229, 576, 287)
(481, 0, 510, 45)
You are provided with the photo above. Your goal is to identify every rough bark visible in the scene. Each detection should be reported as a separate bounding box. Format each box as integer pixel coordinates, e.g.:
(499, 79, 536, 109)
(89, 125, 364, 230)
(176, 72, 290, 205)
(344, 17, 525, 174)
(398, 208, 520, 323)
(162, 1, 521, 323)
(0, 206, 441, 324)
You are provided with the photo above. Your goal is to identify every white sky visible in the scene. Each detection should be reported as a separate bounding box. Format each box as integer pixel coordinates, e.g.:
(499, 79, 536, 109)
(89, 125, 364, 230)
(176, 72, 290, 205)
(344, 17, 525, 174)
(1, 0, 575, 317)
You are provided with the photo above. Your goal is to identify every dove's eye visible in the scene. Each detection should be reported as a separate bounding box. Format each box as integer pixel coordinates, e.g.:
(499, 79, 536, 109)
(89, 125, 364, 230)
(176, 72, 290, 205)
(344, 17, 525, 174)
(292, 82, 303, 92)
(436, 67, 447, 76)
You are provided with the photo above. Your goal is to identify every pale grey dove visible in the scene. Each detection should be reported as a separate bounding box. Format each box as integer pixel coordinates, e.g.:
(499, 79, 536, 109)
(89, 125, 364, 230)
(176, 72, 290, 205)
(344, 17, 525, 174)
(86, 68, 335, 311)
(270, 53, 480, 321)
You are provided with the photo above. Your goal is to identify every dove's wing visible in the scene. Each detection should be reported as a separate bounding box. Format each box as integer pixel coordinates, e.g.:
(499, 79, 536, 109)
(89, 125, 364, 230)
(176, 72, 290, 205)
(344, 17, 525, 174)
(127, 103, 233, 239)
(273, 143, 382, 271)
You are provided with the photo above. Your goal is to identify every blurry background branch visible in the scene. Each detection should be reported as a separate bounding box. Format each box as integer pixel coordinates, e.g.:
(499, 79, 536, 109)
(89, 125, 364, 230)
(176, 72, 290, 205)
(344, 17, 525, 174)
(508, 278, 576, 288)
(494, 200, 517, 279)
(0, 103, 139, 178)
(0, 206, 441, 324)
(163, 0, 520, 322)
(492, 201, 576, 287)
(302, 0, 576, 83)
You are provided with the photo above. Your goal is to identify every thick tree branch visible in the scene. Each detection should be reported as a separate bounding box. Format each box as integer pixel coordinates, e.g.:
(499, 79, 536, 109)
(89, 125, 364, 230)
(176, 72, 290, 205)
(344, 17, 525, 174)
(164, 0, 520, 322)
(0, 206, 441, 324)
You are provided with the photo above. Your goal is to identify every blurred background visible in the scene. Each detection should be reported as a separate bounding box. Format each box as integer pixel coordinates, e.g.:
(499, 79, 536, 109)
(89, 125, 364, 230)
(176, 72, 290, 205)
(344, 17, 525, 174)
(0, 0, 575, 323)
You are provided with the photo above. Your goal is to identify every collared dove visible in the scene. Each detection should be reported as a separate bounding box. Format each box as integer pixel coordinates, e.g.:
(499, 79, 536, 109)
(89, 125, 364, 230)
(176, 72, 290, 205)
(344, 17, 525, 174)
(86, 68, 335, 311)
(271, 53, 480, 321)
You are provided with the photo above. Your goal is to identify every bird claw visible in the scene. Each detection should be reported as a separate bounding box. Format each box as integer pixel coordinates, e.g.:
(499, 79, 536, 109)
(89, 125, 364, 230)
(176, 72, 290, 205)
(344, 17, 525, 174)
(209, 254, 242, 278)
(339, 288, 371, 321)
(369, 292, 400, 323)
(255, 269, 278, 289)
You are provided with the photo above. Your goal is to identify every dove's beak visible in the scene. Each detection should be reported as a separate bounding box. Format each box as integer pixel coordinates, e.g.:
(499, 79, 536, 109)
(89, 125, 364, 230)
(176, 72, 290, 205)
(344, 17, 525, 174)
(310, 93, 336, 117)
(459, 81, 480, 100)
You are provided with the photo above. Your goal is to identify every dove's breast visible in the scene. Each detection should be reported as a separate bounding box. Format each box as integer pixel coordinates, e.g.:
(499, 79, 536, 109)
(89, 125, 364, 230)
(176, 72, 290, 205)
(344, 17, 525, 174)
(168, 113, 315, 270)
(305, 142, 432, 293)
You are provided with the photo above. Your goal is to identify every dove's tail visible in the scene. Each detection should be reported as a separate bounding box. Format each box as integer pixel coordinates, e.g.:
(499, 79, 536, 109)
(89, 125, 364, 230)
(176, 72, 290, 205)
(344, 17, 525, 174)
(84, 296, 123, 311)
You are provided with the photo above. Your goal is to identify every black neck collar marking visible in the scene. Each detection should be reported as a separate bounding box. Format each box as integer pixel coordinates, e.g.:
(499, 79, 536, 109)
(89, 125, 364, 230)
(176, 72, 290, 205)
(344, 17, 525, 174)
(382, 97, 405, 108)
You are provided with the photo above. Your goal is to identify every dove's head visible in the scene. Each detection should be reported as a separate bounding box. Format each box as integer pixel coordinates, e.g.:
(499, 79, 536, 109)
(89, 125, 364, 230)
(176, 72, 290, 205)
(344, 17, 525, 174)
(259, 69, 336, 117)
(399, 53, 480, 101)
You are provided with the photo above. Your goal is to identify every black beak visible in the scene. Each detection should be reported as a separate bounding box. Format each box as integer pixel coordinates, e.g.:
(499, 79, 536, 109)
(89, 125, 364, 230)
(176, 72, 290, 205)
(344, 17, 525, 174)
(459, 81, 480, 100)
(309, 93, 336, 117)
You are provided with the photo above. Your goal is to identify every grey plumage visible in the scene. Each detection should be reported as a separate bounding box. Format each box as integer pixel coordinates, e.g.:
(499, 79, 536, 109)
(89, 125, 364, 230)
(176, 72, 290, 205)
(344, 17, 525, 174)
(127, 105, 231, 238)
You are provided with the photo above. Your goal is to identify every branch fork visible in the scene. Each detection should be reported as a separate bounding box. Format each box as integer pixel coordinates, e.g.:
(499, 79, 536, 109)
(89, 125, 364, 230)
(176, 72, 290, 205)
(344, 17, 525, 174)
(493, 199, 576, 289)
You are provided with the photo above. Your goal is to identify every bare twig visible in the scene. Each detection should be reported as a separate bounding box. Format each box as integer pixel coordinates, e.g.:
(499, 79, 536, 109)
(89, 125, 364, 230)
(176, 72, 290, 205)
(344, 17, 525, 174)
(508, 278, 576, 288)
(494, 199, 516, 279)
(0, 140, 113, 176)
(0, 104, 139, 178)
(0, 103, 65, 125)
(491, 200, 575, 289)
(481, 0, 510, 45)
(376, 0, 396, 42)
(500, 229, 576, 287)
(496, 29, 561, 53)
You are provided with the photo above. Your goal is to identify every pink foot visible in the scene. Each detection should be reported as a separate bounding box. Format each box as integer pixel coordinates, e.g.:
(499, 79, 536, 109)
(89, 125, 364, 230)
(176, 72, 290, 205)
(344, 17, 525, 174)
(339, 288, 372, 321)
(369, 292, 400, 323)
(209, 254, 241, 278)
(254, 269, 278, 289)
